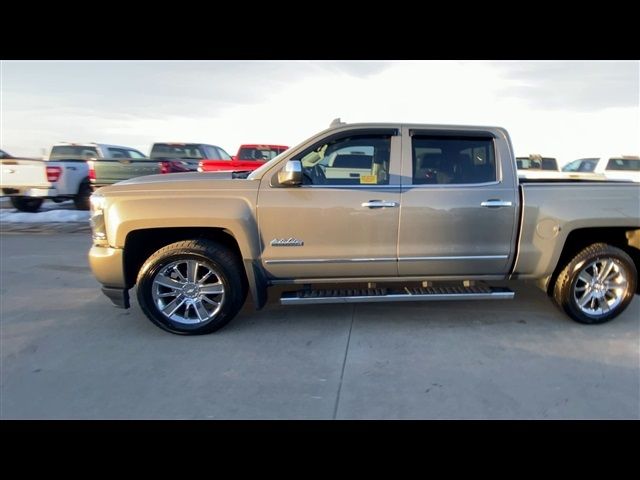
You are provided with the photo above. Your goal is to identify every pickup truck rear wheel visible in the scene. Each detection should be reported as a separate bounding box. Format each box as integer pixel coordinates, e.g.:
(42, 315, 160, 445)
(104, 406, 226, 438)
(553, 243, 637, 324)
(74, 180, 91, 210)
(10, 196, 43, 212)
(136, 239, 247, 335)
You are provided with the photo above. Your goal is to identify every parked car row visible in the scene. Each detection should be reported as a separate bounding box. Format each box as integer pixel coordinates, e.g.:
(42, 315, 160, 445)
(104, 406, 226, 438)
(1, 141, 289, 211)
(562, 156, 640, 183)
(516, 153, 639, 182)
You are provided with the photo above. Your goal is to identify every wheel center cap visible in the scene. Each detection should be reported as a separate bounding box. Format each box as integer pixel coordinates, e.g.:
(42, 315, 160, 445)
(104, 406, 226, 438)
(183, 283, 199, 298)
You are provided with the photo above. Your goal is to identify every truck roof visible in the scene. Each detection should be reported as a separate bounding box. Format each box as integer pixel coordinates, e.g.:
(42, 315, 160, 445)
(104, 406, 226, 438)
(324, 121, 508, 134)
(239, 144, 289, 149)
(53, 142, 139, 150)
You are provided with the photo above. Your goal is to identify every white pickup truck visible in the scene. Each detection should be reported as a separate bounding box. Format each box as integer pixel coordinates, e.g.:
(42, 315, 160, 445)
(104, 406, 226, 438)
(1, 143, 145, 212)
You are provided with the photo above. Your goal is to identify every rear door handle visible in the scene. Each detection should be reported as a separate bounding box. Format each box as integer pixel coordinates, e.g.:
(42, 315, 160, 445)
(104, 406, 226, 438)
(481, 200, 513, 208)
(362, 200, 399, 208)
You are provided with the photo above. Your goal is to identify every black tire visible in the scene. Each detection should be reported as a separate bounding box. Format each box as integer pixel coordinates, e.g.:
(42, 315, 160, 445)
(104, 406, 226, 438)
(553, 243, 637, 324)
(10, 196, 43, 212)
(74, 180, 91, 210)
(136, 239, 247, 335)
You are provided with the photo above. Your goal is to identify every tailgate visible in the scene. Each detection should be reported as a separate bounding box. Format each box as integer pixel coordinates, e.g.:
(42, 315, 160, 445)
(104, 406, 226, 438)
(0, 159, 51, 188)
(94, 159, 161, 184)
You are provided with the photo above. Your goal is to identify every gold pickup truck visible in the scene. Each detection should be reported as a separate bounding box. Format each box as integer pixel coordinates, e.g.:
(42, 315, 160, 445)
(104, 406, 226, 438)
(88, 121, 640, 335)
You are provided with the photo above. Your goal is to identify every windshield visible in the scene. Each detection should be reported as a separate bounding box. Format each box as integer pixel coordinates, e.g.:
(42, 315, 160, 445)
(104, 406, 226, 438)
(238, 146, 287, 161)
(50, 145, 99, 160)
(150, 144, 205, 160)
(562, 158, 598, 172)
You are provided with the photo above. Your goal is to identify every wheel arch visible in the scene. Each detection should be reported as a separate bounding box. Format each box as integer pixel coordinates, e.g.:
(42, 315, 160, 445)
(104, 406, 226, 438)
(123, 227, 267, 309)
(545, 227, 640, 295)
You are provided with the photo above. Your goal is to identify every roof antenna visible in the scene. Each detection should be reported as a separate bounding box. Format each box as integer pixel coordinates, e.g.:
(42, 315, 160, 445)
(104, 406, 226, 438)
(330, 118, 345, 128)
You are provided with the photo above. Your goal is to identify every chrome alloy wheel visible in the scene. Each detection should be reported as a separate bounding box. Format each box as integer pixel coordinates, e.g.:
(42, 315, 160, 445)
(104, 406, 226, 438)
(151, 259, 225, 325)
(573, 258, 629, 317)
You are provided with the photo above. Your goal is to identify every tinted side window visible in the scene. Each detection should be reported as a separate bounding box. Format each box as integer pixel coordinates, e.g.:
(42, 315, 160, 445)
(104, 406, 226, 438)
(541, 158, 558, 170)
(126, 149, 147, 159)
(108, 148, 129, 159)
(412, 136, 496, 185)
(606, 158, 640, 171)
(216, 147, 232, 160)
(203, 146, 222, 159)
(294, 134, 391, 186)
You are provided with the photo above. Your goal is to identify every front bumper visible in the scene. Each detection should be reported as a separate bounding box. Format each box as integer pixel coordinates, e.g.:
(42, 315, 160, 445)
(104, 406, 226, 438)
(89, 245, 130, 308)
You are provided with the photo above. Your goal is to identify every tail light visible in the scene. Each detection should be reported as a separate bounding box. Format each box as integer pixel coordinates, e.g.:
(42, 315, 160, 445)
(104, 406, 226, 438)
(46, 166, 63, 182)
(87, 160, 96, 182)
(159, 161, 171, 174)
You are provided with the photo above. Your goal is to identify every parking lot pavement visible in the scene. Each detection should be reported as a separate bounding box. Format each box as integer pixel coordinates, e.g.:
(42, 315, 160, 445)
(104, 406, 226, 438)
(1, 232, 639, 419)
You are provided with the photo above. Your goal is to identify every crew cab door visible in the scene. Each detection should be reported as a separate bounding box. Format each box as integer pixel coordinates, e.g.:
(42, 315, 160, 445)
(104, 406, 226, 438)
(398, 127, 519, 276)
(257, 128, 401, 279)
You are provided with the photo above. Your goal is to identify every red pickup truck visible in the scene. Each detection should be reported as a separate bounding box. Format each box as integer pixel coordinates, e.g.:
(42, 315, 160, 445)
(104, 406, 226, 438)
(199, 144, 289, 172)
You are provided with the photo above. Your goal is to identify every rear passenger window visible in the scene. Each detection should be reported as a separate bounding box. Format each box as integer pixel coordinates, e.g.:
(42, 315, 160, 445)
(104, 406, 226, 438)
(108, 148, 129, 159)
(412, 136, 496, 185)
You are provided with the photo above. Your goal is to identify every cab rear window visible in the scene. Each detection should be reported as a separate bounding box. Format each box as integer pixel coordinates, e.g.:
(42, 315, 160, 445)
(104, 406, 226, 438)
(50, 146, 98, 160)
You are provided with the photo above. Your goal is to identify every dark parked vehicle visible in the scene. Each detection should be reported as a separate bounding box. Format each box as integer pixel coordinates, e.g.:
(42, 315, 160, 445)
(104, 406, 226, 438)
(151, 143, 233, 173)
(89, 146, 158, 189)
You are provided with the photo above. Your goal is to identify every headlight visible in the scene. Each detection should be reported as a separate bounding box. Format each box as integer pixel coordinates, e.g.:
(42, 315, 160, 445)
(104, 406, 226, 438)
(89, 193, 107, 244)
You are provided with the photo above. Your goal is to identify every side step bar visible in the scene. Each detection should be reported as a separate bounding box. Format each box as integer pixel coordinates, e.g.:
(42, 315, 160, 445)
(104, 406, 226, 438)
(280, 285, 514, 305)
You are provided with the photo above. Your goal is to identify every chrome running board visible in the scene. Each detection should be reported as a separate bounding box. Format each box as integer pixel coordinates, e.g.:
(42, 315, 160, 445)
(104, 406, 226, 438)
(280, 285, 514, 305)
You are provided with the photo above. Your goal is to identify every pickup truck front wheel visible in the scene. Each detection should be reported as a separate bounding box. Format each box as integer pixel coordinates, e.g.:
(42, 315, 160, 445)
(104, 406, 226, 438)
(553, 243, 637, 324)
(136, 239, 247, 335)
(10, 196, 43, 212)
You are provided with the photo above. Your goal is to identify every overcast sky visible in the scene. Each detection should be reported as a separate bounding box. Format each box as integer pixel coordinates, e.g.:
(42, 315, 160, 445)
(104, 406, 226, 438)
(1, 60, 638, 165)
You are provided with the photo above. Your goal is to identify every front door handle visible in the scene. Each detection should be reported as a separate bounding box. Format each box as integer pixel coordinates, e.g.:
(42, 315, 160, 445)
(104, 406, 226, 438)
(481, 199, 513, 208)
(362, 200, 399, 208)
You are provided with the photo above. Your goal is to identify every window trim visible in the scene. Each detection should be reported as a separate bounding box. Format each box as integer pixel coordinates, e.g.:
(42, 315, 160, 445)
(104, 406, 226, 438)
(409, 134, 500, 187)
(271, 129, 398, 188)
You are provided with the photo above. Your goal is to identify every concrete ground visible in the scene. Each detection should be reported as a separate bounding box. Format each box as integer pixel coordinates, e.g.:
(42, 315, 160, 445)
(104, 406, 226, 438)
(1, 232, 638, 419)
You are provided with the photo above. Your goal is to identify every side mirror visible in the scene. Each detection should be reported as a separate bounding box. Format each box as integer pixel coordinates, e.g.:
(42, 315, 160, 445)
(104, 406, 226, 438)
(232, 155, 237, 161)
(277, 160, 302, 186)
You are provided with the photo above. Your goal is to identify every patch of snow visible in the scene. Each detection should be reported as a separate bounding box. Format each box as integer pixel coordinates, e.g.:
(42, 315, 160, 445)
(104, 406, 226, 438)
(0, 209, 90, 223)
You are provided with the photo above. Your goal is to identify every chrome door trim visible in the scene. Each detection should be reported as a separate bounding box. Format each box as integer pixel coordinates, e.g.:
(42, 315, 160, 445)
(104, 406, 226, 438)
(398, 255, 509, 261)
(264, 257, 397, 265)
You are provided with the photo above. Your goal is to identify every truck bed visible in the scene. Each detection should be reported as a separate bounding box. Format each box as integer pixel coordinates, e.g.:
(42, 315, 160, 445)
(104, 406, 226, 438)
(1, 158, 51, 190)
(514, 180, 640, 279)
